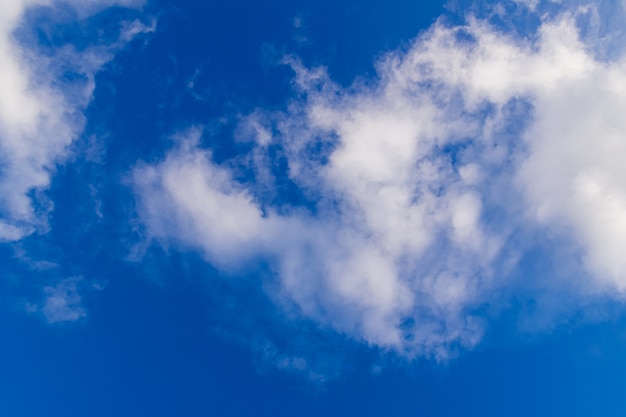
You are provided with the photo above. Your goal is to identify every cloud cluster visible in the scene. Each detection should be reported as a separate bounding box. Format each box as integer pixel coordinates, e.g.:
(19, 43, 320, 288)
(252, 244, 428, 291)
(133, 2, 626, 358)
(0, 0, 148, 242)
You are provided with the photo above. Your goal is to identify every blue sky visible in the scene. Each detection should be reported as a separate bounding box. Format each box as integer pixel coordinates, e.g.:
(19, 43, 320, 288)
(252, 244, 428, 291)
(3, 0, 626, 415)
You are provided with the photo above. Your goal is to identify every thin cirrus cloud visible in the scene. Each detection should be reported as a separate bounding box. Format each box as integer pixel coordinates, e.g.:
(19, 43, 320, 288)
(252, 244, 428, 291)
(133, 1, 626, 359)
(0, 0, 150, 243)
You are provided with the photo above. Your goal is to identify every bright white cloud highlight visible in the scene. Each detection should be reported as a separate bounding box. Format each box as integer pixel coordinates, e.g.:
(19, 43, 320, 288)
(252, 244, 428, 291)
(133, 3, 626, 358)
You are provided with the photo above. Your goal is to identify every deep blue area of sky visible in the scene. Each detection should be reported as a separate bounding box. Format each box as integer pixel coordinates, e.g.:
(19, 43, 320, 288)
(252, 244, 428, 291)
(2, 0, 626, 416)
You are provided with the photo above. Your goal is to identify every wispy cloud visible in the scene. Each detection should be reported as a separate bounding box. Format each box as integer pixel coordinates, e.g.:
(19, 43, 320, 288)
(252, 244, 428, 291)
(133, 0, 626, 362)
(0, 0, 150, 242)
(26, 276, 88, 324)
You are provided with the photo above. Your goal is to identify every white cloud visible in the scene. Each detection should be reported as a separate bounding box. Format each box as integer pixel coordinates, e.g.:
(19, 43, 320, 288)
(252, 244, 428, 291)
(119, 17, 156, 42)
(36, 276, 87, 323)
(0, 0, 146, 242)
(133, 2, 626, 359)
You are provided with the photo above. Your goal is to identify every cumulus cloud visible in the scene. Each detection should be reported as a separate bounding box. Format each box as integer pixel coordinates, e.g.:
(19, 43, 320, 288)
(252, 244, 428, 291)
(0, 0, 147, 242)
(133, 1, 626, 359)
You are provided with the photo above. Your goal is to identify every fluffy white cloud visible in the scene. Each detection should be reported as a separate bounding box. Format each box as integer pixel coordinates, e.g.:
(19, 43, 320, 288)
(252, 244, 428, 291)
(133, 2, 626, 358)
(0, 0, 147, 241)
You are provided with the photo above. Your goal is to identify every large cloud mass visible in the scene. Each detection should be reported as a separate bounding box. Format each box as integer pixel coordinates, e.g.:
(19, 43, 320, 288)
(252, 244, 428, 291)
(133, 3, 626, 358)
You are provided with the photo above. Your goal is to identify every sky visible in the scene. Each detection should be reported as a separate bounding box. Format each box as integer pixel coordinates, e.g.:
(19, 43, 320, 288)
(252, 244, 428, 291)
(3, 0, 626, 415)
